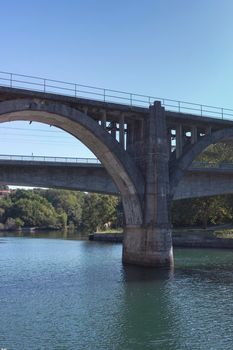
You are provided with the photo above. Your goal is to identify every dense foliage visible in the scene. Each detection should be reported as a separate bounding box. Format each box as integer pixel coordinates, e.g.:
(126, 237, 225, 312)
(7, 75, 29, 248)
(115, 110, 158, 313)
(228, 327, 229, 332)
(196, 142, 233, 164)
(0, 188, 120, 232)
(172, 195, 233, 228)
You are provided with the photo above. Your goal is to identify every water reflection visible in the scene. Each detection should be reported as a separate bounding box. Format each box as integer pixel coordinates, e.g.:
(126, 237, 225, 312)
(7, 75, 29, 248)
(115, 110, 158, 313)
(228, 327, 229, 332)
(120, 267, 178, 349)
(122, 264, 173, 283)
(0, 229, 87, 240)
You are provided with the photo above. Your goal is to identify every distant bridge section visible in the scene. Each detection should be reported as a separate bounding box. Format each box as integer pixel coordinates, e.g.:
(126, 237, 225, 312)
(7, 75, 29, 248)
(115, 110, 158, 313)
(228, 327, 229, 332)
(0, 154, 101, 164)
(0, 155, 117, 194)
(1, 155, 233, 199)
(174, 162, 233, 199)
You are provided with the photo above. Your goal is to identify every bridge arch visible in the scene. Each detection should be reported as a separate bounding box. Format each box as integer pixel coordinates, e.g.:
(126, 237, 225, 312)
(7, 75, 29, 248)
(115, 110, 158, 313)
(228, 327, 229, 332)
(0, 98, 144, 226)
(170, 127, 233, 198)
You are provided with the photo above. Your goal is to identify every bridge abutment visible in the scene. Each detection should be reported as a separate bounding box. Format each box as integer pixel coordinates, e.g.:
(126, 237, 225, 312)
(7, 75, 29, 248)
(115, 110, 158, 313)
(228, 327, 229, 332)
(123, 101, 173, 267)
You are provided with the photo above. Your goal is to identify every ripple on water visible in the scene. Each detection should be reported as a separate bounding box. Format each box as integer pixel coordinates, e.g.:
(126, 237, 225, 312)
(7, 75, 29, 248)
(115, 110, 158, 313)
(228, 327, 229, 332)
(0, 238, 233, 350)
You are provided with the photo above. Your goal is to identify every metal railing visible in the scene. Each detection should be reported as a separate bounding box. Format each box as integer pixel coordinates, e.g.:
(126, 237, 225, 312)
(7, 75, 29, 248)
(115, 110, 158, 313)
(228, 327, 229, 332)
(0, 154, 100, 164)
(1, 155, 233, 170)
(191, 161, 233, 169)
(1, 70, 233, 120)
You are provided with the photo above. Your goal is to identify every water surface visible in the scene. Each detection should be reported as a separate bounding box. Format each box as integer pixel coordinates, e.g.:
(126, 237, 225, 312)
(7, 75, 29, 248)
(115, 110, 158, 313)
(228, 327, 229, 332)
(0, 234, 233, 350)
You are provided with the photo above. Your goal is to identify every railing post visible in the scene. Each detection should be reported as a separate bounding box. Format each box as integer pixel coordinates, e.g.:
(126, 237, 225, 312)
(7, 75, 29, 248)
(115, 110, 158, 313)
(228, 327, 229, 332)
(10, 73, 13, 88)
(200, 105, 203, 116)
(221, 108, 224, 119)
(178, 101, 181, 113)
(130, 93, 133, 106)
(103, 89, 106, 102)
(44, 79, 46, 93)
(75, 84, 77, 97)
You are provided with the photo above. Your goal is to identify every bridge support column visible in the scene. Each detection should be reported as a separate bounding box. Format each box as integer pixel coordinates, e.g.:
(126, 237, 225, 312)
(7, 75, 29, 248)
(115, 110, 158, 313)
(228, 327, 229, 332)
(123, 101, 173, 267)
(101, 110, 107, 129)
(119, 114, 125, 148)
(176, 125, 183, 158)
(191, 126, 198, 144)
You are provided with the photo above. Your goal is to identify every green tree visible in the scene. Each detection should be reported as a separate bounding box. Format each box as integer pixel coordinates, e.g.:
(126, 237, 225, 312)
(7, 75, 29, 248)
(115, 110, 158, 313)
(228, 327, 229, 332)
(172, 195, 232, 229)
(197, 142, 233, 164)
(6, 190, 59, 227)
(81, 193, 119, 232)
(42, 189, 83, 227)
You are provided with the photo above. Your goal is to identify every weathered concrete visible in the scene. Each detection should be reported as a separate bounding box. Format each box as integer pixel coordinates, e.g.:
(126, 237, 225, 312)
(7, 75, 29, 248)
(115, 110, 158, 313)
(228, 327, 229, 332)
(123, 102, 173, 267)
(89, 233, 123, 243)
(170, 127, 233, 198)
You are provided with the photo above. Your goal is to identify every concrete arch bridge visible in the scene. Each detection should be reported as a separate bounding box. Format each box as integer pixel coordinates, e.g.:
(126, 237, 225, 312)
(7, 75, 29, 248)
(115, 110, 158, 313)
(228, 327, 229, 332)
(1, 71, 233, 267)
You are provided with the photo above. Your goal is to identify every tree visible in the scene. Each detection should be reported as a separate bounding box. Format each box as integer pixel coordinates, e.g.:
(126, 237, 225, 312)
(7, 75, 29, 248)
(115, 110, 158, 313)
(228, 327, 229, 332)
(197, 142, 233, 164)
(172, 196, 232, 229)
(81, 193, 119, 232)
(6, 190, 59, 227)
(42, 189, 83, 227)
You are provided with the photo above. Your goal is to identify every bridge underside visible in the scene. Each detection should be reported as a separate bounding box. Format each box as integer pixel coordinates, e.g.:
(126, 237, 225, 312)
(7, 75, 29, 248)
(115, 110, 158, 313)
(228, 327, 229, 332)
(0, 162, 118, 194)
(0, 161, 232, 199)
(173, 168, 233, 199)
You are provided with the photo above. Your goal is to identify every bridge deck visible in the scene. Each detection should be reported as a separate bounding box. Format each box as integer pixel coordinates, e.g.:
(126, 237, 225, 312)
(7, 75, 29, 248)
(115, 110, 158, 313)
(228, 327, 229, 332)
(1, 70, 233, 128)
(2, 85, 233, 130)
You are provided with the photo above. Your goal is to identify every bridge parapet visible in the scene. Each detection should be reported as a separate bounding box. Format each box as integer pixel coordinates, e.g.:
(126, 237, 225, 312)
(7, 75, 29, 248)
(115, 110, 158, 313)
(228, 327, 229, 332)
(0, 154, 101, 165)
(1, 70, 233, 119)
(2, 71, 233, 165)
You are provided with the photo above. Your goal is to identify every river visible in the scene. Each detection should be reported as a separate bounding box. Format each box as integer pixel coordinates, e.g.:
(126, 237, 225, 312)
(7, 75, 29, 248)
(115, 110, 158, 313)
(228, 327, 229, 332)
(0, 233, 233, 350)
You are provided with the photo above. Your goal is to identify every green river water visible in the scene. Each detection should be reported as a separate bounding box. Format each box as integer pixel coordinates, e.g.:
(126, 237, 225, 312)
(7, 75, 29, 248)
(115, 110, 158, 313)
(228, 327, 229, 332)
(0, 232, 233, 350)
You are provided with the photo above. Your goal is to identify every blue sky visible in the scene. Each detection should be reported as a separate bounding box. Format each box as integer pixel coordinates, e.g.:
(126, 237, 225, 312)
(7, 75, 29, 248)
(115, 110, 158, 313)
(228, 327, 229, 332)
(1, 0, 233, 157)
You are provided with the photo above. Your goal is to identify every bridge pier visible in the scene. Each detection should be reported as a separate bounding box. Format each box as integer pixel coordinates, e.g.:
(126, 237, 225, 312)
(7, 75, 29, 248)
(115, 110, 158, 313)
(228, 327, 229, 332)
(123, 101, 173, 267)
(123, 226, 173, 267)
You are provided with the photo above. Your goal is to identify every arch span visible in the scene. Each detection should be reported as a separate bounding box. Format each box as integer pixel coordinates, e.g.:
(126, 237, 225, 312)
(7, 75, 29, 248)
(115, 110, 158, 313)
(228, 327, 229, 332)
(170, 127, 233, 198)
(0, 98, 144, 225)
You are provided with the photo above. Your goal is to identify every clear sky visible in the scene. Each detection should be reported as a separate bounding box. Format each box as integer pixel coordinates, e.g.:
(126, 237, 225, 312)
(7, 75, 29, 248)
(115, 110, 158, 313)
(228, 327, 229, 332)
(1, 0, 233, 158)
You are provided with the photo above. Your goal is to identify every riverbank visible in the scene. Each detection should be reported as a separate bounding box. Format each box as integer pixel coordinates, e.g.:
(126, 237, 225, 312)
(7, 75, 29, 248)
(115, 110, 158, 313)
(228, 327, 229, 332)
(89, 227, 233, 248)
